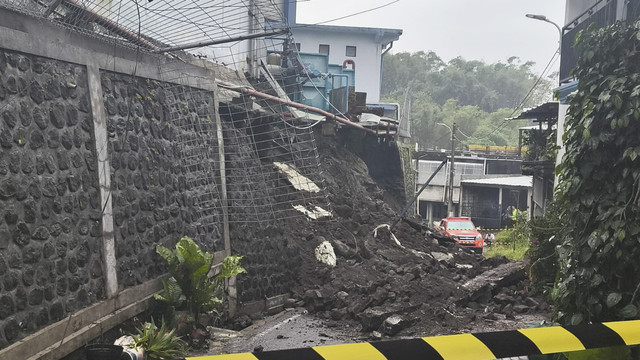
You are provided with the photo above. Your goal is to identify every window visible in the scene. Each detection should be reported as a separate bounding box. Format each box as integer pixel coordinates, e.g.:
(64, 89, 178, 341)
(346, 45, 357, 57)
(318, 44, 330, 55)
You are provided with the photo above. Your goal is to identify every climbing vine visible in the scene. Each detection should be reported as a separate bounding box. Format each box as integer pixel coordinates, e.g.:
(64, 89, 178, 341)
(554, 20, 640, 325)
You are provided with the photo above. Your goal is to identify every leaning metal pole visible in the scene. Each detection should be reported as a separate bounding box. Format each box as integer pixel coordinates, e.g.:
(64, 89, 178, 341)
(390, 158, 447, 230)
(447, 122, 456, 217)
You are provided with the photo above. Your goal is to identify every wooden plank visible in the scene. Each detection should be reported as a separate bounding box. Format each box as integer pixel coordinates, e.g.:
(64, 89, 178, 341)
(30, 294, 156, 360)
(0, 277, 163, 360)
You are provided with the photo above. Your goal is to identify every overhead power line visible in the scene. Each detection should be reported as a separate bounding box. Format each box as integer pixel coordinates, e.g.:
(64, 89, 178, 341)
(481, 47, 560, 141)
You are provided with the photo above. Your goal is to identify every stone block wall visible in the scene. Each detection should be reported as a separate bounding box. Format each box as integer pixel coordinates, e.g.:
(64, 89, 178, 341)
(0, 49, 104, 348)
(101, 71, 224, 288)
(0, 43, 315, 350)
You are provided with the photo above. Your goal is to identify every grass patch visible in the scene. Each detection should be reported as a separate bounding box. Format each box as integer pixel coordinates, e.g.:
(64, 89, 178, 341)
(483, 230, 530, 260)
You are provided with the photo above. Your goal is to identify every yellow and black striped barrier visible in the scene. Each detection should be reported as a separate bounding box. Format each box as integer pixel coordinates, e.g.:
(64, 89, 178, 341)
(188, 320, 640, 360)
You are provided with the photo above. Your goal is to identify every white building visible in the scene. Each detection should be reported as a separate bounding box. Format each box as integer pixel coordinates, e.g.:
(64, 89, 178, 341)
(556, 0, 639, 167)
(289, 24, 402, 103)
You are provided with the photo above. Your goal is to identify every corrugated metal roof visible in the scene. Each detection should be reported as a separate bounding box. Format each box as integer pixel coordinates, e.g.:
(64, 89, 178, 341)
(507, 102, 559, 122)
(462, 176, 532, 188)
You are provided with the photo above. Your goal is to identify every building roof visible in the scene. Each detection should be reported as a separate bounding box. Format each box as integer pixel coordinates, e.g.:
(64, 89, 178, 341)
(291, 23, 402, 45)
(462, 176, 533, 188)
(507, 102, 558, 123)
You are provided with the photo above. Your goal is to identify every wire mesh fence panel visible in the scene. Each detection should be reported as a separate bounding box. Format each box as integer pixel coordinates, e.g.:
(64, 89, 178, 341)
(0, 0, 333, 226)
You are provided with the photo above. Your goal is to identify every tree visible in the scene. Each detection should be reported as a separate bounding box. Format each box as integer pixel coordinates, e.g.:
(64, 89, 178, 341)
(553, 20, 640, 325)
(381, 51, 552, 149)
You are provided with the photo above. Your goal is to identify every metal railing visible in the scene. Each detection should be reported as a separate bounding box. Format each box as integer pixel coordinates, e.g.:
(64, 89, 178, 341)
(560, 0, 618, 82)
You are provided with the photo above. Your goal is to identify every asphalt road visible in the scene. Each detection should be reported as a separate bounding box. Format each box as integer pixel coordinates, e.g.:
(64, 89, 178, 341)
(204, 308, 532, 360)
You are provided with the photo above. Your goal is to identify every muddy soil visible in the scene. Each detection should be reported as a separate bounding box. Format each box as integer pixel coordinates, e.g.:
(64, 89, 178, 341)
(279, 131, 552, 339)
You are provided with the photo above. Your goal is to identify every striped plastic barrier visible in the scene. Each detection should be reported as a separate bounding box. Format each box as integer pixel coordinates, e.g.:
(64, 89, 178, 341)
(187, 320, 640, 360)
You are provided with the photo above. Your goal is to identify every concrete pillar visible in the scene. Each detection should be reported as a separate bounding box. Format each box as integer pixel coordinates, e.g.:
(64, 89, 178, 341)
(212, 81, 235, 316)
(498, 187, 503, 220)
(555, 103, 570, 185)
(87, 63, 118, 298)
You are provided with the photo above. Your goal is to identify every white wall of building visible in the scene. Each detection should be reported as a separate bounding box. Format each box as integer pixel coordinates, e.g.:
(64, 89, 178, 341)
(291, 28, 386, 102)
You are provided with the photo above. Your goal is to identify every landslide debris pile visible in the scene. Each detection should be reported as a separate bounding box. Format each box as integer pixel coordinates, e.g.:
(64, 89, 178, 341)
(289, 133, 550, 337)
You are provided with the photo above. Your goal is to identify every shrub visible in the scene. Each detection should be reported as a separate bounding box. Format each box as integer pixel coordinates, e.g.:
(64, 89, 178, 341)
(131, 318, 187, 360)
(155, 236, 246, 324)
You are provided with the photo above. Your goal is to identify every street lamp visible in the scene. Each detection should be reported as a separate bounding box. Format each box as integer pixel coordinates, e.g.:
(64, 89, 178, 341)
(526, 13, 562, 42)
(437, 122, 456, 217)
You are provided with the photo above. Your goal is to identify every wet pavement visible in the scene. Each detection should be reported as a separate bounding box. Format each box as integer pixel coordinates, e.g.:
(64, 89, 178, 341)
(201, 308, 534, 360)
(207, 308, 363, 355)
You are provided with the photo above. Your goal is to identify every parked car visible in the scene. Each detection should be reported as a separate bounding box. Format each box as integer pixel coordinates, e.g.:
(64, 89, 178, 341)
(436, 217, 484, 254)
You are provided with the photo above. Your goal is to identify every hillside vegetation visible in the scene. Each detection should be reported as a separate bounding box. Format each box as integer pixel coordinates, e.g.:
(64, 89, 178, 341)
(381, 51, 555, 149)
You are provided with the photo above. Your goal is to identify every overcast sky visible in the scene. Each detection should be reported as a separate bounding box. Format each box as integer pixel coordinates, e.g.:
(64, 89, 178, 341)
(296, 0, 566, 76)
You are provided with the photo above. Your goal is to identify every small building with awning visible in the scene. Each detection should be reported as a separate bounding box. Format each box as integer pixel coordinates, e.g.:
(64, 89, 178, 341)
(512, 102, 558, 218)
(460, 175, 533, 230)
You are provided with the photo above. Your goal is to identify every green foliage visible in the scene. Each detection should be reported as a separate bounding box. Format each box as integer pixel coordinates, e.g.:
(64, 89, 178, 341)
(483, 234, 530, 260)
(484, 212, 531, 260)
(382, 51, 552, 149)
(156, 236, 247, 324)
(131, 318, 187, 360)
(522, 128, 559, 162)
(554, 20, 640, 325)
(527, 200, 565, 294)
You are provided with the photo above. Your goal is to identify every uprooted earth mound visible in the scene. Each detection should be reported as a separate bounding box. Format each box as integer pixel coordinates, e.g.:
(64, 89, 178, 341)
(286, 132, 551, 338)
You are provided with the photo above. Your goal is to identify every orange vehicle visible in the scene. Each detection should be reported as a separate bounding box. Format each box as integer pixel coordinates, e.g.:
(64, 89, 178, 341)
(436, 217, 484, 254)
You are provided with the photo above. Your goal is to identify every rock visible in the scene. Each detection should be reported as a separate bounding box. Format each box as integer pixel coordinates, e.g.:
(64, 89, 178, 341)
(4, 319, 19, 342)
(32, 226, 50, 241)
(315, 241, 336, 267)
(331, 239, 354, 258)
(30, 81, 45, 104)
(524, 297, 540, 308)
(357, 307, 395, 332)
(329, 308, 347, 320)
(513, 304, 529, 314)
(431, 251, 454, 263)
(482, 312, 498, 320)
(0, 178, 18, 200)
(379, 315, 412, 336)
(0, 296, 14, 319)
(502, 303, 514, 317)
(303, 289, 331, 312)
(50, 103, 67, 129)
(335, 291, 349, 307)
(283, 298, 297, 308)
(333, 204, 353, 218)
(493, 292, 516, 304)
(5, 77, 18, 94)
(402, 273, 416, 282)
(455, 263, 473, 269)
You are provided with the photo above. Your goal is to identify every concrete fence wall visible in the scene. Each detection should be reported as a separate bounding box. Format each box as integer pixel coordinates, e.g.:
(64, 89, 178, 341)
(0, 47, 106, 348)
(0, 7, 307, 359)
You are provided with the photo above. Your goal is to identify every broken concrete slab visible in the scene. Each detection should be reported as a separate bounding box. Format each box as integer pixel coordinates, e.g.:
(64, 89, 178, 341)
(293, 204, 332, 219)
(273, 162, 321, 192)
(458, 261, 526, 306)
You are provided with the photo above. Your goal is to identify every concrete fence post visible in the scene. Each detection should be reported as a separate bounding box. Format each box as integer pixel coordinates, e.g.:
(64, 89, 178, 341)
(87, 62, 119, 298)
(212, 80, 236, 316)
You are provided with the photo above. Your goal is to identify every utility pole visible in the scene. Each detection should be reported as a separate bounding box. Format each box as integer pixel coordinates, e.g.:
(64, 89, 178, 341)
(448, 123, 456, 217)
